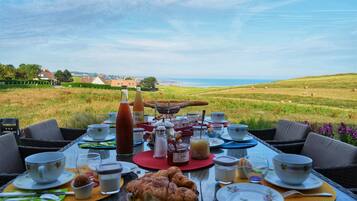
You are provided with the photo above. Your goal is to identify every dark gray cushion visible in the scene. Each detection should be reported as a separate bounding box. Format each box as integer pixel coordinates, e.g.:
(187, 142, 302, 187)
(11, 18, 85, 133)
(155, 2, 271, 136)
(0, 134, 24, 173)
(24, 119, 64, 141)
(302, 132, 357, 168)
(274, 120, 310, 141)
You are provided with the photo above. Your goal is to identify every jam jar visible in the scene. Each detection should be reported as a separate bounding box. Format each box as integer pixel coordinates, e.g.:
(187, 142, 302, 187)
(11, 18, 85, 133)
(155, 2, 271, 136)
(167, 141, 189, 166)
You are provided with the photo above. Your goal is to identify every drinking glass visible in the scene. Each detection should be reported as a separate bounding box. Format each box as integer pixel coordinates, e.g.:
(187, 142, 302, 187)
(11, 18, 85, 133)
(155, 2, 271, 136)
(76, 153, 101, 176)
(210, 123, 224, 138)
(242, 156, 269, 183)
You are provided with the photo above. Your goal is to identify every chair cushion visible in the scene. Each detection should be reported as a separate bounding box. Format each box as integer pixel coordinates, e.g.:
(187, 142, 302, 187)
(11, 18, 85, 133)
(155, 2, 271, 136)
(274, 120, 310, 141)
(24, 119, 64, 141)
(0, 134, 24, 173)
(302, 132, 357, 168)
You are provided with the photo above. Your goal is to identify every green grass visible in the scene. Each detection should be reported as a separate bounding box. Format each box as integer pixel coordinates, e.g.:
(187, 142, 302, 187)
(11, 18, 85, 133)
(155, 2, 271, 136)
(0, 74, 356, 129)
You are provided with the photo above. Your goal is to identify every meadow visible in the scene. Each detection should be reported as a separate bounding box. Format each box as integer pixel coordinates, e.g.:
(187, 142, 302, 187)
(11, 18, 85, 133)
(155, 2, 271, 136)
(0, 74, 356, 130)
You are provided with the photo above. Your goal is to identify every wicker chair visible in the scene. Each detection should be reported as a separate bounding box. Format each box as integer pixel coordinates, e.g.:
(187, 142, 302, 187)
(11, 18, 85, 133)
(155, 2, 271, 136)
(249, 120, 311, 146)
(275, 132, 357, 194)
(0, 133, 59, 186)
(20, 119, 86, 148)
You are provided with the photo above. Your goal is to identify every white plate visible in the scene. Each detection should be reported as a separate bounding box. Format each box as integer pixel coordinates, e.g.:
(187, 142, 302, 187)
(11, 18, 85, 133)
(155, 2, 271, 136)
(209, 138, 224, 148)
(265, 171, 323, 190)
(119, 161, 138, 174)
(216, 183, 284, 201)
(13, 171, 75, 190)
(221, 132, 253, 142)
(82, 134, 115, 142)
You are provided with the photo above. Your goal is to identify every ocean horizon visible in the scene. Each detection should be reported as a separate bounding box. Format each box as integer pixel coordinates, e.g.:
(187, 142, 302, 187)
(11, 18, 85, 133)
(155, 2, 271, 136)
(159, 78, 275, 87)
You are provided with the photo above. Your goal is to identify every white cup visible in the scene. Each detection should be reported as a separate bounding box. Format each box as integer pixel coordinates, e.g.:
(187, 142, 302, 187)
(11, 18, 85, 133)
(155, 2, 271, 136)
(211, 112, 225, 123)
(87, 124, 110, 140)
(227, 124, 248, 140)
(25, 152, 65, 183)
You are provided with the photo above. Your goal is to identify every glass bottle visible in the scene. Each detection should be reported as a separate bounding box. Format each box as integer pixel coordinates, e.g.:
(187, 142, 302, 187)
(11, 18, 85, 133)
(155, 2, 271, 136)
(153, 126, 167, 158)
(133, 86, 144, 125)
(116, 86, 133, 155)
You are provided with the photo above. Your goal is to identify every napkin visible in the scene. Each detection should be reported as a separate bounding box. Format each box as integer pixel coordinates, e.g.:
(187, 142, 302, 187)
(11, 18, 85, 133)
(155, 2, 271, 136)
(78, 141, 116, 149)
(0, 189, 67, 201)
(219, 139, 258, 149)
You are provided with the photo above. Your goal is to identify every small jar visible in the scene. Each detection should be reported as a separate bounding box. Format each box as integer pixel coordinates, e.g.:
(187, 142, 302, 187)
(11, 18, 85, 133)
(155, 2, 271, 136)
(190, 136, 210, 160)
(213, 156, 239, 184)
(96, 163, 123, 195)
(133, 128, 144, 145)
(167, 142, 189, 166)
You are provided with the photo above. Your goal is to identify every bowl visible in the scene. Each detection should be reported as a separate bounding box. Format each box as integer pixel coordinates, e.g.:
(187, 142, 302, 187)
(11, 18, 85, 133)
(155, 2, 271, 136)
(71, 181, 94, 200)
(25, 152, 65, 184)
(273, 154, 312, 185)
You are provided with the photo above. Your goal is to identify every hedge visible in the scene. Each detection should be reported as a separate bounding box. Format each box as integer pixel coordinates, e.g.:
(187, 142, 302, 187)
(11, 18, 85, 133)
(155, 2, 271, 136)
(0, 80, 53, 89)
(61, 82, 155, 91)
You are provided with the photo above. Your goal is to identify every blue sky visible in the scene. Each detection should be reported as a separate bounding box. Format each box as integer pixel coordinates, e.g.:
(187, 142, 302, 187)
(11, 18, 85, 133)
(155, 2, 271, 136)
(0, 0, 356, 79)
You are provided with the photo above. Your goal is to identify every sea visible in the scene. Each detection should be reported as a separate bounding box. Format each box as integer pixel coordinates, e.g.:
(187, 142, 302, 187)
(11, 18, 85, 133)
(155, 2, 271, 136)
(159, 78, 275, 87)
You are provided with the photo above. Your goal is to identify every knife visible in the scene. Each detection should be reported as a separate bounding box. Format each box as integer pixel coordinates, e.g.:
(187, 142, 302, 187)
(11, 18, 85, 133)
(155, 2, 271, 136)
(0, 191, 74, 198)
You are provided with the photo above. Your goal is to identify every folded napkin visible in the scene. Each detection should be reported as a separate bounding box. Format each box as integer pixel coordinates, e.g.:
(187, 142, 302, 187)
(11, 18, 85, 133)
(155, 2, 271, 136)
(78, 141, 116, 149)
(219, 139, 258, 149)
(0, 189, 67, 201)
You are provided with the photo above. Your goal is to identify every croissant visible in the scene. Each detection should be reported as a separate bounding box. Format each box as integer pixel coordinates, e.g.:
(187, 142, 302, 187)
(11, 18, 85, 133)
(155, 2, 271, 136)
(171, 173, 197, 192)
(126, 167, 198, 201)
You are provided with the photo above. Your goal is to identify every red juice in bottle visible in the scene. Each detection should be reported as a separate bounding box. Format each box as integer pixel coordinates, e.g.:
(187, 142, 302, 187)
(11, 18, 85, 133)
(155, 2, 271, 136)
(116, 87, 133, 155)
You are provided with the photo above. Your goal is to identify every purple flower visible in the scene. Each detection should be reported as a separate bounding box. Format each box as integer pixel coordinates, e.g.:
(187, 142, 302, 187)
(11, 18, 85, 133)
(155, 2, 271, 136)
(319, 123, 334, 137)
(338, 122, 347, 134)
(352, 130, 357, 140)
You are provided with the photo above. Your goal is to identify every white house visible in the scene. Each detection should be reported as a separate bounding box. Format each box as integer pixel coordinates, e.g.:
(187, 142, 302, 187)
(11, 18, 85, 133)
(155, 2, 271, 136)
(91, 76, 106, 85)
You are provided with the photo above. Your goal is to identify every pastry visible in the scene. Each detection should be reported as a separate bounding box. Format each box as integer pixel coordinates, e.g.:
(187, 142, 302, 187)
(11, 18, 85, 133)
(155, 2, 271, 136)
(126, 166, 198, 201)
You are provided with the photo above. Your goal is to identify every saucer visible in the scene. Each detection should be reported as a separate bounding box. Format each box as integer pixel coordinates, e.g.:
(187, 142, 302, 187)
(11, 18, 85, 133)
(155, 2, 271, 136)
(265, 170, 323, 190)
(82, 134, 115, 142)
(216, 183, 283, 201)
(13, 171, 75, 190)
(103, 119, 116, 124)
(119, 161, 138, 174)
(209, 138, 225, 148)
(220, 132, 253, 142)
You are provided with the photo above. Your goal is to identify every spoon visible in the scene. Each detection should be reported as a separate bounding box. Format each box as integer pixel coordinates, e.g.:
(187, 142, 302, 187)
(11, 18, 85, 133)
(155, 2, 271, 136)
(40, 194, 61, 201)
(282, 190, 333, 198)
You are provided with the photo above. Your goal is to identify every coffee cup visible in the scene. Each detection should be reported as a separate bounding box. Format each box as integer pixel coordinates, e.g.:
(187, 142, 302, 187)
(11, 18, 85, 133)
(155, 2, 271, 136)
(25, 152, 65, 184)
(87, 124, 109, 140)
(211, 112, 225, 123)
(227, 124, 248, 140)
(273, 154, 312, 185)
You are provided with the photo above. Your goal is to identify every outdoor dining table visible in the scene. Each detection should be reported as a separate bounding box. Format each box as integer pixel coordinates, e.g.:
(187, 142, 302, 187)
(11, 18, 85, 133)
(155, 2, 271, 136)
(1, 133, 357, 201)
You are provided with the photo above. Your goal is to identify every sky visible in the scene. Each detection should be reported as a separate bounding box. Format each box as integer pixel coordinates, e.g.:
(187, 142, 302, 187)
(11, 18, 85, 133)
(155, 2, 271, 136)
(0, 0, 357, 79)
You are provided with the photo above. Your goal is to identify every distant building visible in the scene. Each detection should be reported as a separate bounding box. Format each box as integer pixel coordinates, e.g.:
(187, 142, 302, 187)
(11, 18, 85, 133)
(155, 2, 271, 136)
(38, 69, 55, 80)
(92, 76, 106, 85)
(111, 79, 138, 88)
(80, 76, 94, 83)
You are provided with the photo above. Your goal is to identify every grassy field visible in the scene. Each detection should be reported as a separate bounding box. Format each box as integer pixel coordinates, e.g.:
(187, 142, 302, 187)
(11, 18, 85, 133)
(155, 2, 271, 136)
(0, 74, 356, 129)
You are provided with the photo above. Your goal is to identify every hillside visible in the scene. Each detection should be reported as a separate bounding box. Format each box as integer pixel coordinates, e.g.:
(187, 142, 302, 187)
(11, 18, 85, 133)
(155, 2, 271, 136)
(0, 73, 356, 128)
(249, 73, 357, 89)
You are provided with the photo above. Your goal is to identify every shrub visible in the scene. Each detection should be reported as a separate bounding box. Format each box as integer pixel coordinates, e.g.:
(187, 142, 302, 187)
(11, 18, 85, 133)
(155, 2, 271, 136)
(65, 112, 106, 129)
(240, 117, 275, 130)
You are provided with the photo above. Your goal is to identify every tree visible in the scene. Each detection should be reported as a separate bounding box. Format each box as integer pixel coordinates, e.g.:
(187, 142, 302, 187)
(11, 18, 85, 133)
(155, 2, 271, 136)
(140, 76, 158, 90)
(55, 69, 73, 82)
(0, 64, 16, 80)
(17, 64, 41, 80)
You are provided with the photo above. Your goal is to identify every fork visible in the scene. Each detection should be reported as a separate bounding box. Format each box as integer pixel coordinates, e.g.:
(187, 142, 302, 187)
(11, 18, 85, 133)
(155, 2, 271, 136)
(282, 190, 333, 198)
